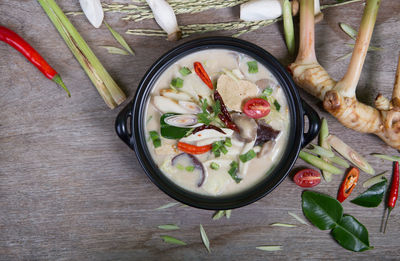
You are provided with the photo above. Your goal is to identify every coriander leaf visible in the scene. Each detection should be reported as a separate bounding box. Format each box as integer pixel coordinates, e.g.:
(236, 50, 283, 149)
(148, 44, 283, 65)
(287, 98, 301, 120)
(274, 100, 281, 112)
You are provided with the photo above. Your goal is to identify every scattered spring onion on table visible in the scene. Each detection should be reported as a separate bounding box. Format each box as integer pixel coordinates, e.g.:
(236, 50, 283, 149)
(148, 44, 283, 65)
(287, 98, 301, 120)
(158, 224, 180, 230)
(0, 25, 70, 96)
(37, 0, 126, 109)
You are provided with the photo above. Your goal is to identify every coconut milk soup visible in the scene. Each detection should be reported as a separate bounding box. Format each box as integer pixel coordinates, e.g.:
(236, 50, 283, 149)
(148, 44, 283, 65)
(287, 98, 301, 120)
(144, 49, 290, 196)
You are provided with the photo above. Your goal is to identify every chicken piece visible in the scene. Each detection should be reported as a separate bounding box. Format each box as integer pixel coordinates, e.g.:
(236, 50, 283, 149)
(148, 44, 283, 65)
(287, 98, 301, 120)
(216, 74, 259, 111)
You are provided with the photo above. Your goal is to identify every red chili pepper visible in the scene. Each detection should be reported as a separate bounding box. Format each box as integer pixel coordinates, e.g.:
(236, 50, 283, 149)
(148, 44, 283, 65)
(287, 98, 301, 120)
(192, 124, 226, 135)
(213, 91, 239, 132)
(383, 161, 399, 233)
(177, 142, 212, 155)
(0, 26, 70, 96)
(337, 167, 359, 203)
(194, 62, 213, 90)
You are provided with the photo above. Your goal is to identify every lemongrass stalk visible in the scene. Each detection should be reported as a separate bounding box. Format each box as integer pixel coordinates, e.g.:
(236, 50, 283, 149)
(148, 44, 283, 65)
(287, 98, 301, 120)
(372, 153, 400, 162)
(330, 156, 350, 168)
(305, 144, 335, 158)
(319, 118, 333, 182)
(283, 0, 295, 56)
(37, 0, 126, 109)
(296, 0, 316, 64)
(334, 0, 381, 97)
(299, 151, 343, 175)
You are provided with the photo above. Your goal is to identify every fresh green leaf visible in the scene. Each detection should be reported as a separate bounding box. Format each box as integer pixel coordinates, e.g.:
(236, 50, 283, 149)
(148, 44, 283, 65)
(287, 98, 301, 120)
(331, 215, 372, 252)
(351, 179, 387, 207)
(200, 224, 211, 253)
(179, 67, 192, 76)
(104, 21, 135, 55)
(185, 166, 195, 172)
(247, 61, 258, 74)
(302, 191, 343, 230)
(228, 161, 241, 183)
(210, 162, 220, 170)
(160, 113, 192, 139)
(155, 202, 179, 210)
(171, 77, 184, 88)
(256, 245, 282, 251)
(100, 46, 130, 55)
(158, 224, 180, 230)
(239, 149, 256, 163)
(273, 100, 281, 112)
(160, 235, 187, 245)
(149, 130, 161, 148)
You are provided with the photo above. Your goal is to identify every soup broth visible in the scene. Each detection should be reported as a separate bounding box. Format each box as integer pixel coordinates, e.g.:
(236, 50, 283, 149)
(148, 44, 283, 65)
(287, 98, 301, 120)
(144, 49, 290, 196)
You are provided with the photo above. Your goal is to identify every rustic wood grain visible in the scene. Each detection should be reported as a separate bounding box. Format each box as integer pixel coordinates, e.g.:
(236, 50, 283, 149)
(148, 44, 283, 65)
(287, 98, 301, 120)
(1, 0, 400, 260)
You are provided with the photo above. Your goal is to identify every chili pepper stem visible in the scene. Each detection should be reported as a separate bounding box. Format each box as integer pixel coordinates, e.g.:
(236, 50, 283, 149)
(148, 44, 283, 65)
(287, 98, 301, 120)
(52, 74, 71, 97)
(383, 207, 393, 233)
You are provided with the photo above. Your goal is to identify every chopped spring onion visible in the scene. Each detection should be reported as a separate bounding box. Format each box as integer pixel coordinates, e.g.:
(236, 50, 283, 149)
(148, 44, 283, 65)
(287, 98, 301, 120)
(363, 172, 387, 188)
(372, 153, 400, 162)
(256, 245, 283, 251)
(228, 161, 242, 183)
(149, 130, 161, 148)
(155, 202, 179, 210)
(288, 211, 308, 225)
(160, 235, 187, 245)
(262, 87, 273, 96)
(179, 67, 192, 76)
(299, 151, 343, 175)
(220, 145, 228, 155)
(200, 224, 211, 253)
(247, 61, 258, 74)
(185, 166, 195, 172)
(239, 149, 257, 163)
(104, 21, 135, 55)
(224, 137, 232, 147)
(273, 100, 281, 112)
(37, 0, 126, 109)
(176, 164, 185, 171)
(210, 162, 220, 170)
(212, 210, 225, 220)
(158, 224, 180, 230)
(170, 77, 183, 88)
(270, 223, 297, 228)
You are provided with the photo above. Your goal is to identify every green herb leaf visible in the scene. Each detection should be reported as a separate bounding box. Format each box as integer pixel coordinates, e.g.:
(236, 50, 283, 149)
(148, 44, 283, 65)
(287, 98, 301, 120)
(104, 21, 135, 55)
(155, 202, 179, 210)
(160, 113, 192, 139)
(210, 162, 220, 170)
(160, 235, 187, 245)
(158, 224, 180, 230)
(239, 149, 256, 163)
(331, 215, 372, 252)
(302, 191, 343, 230)
(179, 67, 192, 76)
(273, 100, 281, 112)
(247, 61, 258, 74)
(228, 161, 241, 183)
(200, 224, 211, 253)
(186, 166, 195, 172)
(171, 77, 184, 88)
(149, 130, 161, 148)
(351, 179, 387, 207)
(100, 46, 130, 55)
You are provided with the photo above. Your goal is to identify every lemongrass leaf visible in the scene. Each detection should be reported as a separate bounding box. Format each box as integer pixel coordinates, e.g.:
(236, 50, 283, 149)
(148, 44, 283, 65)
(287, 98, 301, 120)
(160, 235, 187, 245)
(288, 211, 308, 225)
(200, 224, 211, 253)
(100, 46, 130, 55)
(104, 21, 135, 55)
(256, 245, 283, 251)
(372, 153, 400, 162)
(270, 223, 297, 227)
(155, 202, 179, 210)
(212, 210, 225, 220)
(158, 224, 180, 230)
(339, 22, 357, 40)
(336, 52, 353, 61)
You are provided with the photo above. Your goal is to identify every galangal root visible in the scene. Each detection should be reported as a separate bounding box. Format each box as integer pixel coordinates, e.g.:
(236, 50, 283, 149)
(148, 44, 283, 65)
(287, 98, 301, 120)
(289, 0, 400, 149)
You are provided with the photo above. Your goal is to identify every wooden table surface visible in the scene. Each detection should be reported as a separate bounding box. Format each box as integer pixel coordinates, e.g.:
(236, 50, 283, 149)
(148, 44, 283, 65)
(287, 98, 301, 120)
(1, 0, 400, 260)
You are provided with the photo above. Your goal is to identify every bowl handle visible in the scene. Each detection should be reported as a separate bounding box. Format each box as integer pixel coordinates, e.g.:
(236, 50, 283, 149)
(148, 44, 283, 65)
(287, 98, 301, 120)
(115, 102, 134, 150)
(301, 99, 321, 148)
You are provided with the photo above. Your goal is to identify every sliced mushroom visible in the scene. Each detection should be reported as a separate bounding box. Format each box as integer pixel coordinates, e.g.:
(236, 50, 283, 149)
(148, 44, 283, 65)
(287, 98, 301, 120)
(255, 121, 280, 146)
(258, 140, 276, 158)
(232, 113, 258, 142)
(171, 153, 207, 187)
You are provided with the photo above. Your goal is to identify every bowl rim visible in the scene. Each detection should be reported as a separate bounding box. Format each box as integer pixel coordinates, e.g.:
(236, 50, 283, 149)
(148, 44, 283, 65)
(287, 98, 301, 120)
(130, 36, 304, 210)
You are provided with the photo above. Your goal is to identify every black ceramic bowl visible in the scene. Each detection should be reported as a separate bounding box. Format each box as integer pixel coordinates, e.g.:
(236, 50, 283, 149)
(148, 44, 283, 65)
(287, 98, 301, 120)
(115, 37, 320, 210)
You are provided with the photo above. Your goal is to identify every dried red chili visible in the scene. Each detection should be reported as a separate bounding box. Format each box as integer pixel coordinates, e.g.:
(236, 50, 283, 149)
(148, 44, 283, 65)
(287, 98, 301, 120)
(192, 124, 226, 135)
(213, 91, 239, 132)
(0, 25, 70, 96)
(383, 161, 399, 233)
(194, 62, 213, 90)
(337, 167, 359, 203)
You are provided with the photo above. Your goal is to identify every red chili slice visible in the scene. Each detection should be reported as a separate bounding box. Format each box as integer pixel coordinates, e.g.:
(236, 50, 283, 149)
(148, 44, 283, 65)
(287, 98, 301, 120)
(243, 98, 271, 119)
(337, 167, 359, 203)
(194, 62, 213, 90)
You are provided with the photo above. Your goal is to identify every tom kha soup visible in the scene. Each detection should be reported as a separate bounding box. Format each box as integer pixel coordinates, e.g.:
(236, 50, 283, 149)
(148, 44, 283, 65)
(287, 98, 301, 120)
(144, 49, 290, 196)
